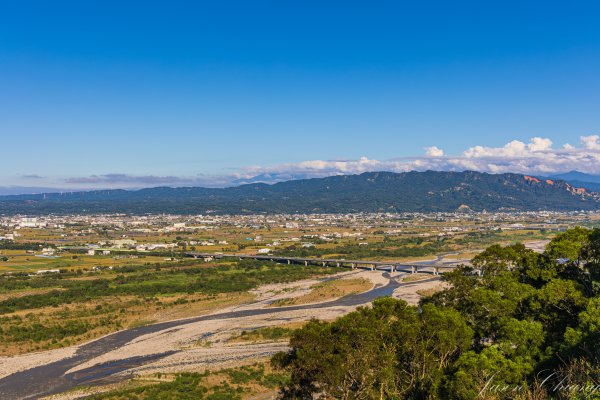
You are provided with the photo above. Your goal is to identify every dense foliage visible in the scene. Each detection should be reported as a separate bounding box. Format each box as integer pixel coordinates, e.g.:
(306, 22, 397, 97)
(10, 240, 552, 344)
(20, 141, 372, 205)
(0, 171, 598, 215)
(0, 260, 339, 314)
(0, 241, 49, 250)
(276, 236, 451, 259)
(273, 228, 600, 399)
(0, 260, 341, 350)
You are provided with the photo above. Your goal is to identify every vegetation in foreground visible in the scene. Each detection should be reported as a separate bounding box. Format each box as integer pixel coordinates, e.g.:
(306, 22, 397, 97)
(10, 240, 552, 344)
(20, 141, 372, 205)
(0, 259, 340, 355)
(273, 227, 600, 399)
(87, 363, 289, 400)
(77, 228, 599, 400)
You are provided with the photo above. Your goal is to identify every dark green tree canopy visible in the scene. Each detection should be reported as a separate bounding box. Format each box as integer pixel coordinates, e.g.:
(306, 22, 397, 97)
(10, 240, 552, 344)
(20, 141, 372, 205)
(274, 228, 600, 399)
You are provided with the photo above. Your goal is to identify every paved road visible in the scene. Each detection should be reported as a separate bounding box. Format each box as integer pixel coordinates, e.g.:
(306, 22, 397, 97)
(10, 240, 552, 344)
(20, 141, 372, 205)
(0, 274, 438, 399)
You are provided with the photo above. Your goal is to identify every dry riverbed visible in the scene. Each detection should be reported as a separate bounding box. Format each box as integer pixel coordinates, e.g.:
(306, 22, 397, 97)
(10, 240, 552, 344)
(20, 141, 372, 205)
(0, 270, 442, 399)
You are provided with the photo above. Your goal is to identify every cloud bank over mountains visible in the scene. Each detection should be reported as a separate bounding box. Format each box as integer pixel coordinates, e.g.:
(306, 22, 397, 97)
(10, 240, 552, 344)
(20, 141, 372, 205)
(231, 135, 600, 184)
(6, 136, 600, 193)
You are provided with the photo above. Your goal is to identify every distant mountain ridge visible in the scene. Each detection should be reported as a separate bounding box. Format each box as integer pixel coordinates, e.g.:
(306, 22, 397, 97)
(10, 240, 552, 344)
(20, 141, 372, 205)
(548, 171, 600, 183)
(0, 170, 598, 215)
(546, 171, 600, 192)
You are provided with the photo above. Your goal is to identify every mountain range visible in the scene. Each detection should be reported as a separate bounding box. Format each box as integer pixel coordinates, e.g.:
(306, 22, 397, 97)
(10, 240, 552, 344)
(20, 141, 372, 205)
(547, 171, 600, 192)
(0, 170, 599, 215)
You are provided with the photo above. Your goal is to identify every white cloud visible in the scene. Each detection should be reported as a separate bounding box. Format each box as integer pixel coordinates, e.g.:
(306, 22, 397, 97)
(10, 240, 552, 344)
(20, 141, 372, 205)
(16, 135, 600, 191)
(425, 146, 444, 157)
(528, 137, 553, 152)
(463, 139, 529, 158)
(232, 135, 600, 183)
(581, 135, 600, 150)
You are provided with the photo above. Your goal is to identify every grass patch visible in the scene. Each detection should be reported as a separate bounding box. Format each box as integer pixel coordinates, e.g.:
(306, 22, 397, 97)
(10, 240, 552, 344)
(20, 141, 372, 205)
(86, 363, 289, 400)
(416, 285, 444, 298)
(234, 327, 292, 342)
(128, 319, 157, 329)
(270, 278, 372, 307)
(401, 273, 431, 282)
(229, 322, 306, 344)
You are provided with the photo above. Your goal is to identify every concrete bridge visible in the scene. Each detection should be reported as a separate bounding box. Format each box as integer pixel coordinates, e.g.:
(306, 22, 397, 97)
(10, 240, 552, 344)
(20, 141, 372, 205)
(185, 252, 482, 276)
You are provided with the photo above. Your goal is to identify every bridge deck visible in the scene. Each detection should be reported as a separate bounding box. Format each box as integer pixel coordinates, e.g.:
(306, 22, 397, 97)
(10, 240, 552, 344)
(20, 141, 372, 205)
(184, 252, 476, 275)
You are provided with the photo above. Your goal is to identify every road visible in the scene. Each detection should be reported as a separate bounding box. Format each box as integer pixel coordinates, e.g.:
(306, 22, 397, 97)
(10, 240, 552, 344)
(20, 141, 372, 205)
(0, 273, 437, 400)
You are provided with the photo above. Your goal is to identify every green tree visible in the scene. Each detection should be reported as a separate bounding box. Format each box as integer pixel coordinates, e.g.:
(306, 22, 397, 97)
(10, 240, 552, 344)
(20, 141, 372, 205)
(529, 278, 588, 342)
(274, 298, 472, 399)
(272, 231, 600, 400)
(472, 243, 536, 276)
(563, 296, 600, 364)
(545, 226, 590, 262)
(445, 346, 532, 400)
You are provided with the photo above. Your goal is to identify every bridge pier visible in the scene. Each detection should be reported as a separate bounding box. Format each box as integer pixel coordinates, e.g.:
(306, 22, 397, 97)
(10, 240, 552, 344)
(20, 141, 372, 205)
(184, 253, 459, 276)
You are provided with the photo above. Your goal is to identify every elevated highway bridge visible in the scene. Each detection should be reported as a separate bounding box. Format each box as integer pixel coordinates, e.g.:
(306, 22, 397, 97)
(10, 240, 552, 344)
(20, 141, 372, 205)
(185, 252, 480, 276)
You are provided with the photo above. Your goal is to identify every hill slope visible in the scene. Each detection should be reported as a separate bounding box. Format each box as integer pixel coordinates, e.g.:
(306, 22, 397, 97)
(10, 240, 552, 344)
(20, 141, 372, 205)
(0, 171, 598, 215)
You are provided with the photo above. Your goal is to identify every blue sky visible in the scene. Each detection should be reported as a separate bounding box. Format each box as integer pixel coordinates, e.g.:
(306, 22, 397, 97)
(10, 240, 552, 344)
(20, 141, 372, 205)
(1, 1, 600, 191)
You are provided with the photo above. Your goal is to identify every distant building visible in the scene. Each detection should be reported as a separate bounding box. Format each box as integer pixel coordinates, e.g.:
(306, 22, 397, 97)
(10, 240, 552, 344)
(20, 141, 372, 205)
(111, 239, 137, 248)
(36, 269, 60, 275)
(19, 217, 47, 228)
